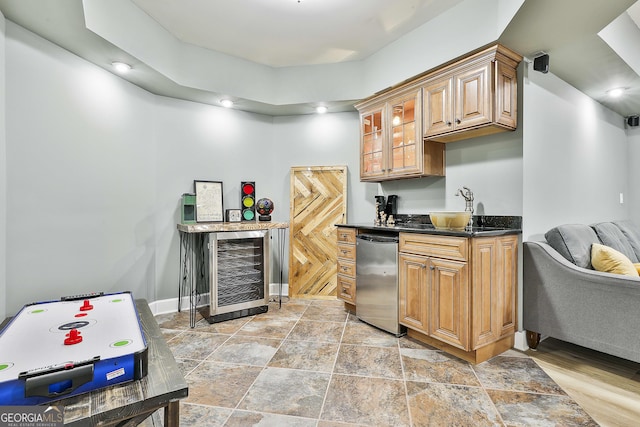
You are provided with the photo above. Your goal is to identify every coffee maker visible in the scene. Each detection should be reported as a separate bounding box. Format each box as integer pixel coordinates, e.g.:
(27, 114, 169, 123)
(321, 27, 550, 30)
(385, 195, 398, 218)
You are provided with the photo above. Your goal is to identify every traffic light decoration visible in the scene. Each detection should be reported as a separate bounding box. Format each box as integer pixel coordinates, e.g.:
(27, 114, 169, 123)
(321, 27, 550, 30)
(241, 181, 256, 221)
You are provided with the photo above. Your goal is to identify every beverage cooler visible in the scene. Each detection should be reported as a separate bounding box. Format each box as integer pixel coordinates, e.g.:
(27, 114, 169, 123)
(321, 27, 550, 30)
(202, 230, 270, 323)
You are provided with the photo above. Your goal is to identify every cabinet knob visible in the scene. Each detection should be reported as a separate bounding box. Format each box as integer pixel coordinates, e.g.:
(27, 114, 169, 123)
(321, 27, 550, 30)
(429, 265, 435, 270)
(446, 121, 452, 126)
(456, 119, 461, 124)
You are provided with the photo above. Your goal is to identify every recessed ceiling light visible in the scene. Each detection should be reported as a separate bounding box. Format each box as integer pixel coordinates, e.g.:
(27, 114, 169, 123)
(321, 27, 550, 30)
(220, 99, 234, 108)
(606, 87, 626, 98)
(316, 106, 328, 114)
(111, 61, 132, 73)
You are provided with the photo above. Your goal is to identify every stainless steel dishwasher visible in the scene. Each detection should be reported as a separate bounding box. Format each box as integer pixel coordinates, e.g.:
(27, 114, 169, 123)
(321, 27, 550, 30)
(355, 233, 405, 336)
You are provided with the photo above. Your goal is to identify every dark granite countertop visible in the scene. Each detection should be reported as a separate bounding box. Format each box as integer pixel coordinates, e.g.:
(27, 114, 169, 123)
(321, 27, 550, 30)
(338, 215, 522, 237)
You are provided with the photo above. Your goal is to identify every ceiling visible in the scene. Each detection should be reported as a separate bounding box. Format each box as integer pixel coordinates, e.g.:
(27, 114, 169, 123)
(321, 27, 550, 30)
(0, 0, 639, 118)
(130, 0, 465, 68)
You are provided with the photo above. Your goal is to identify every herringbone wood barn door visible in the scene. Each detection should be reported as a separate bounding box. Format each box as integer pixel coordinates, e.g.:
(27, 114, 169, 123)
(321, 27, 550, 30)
(289, 166, 347, 298)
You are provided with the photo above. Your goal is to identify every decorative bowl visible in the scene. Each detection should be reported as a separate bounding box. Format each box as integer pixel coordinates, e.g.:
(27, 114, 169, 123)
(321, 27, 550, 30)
(429, 211, 472, 230)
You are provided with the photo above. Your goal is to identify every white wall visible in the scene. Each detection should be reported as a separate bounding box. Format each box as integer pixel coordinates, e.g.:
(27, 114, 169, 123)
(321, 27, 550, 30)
(3, 22, 284, 313)
(0, 11, 7, 321)
(522, 64, 629, 242)
(5, 22, 157, 314)
(153, 97, 277, 301)
(520, 62, 630, 336)
(272, 113, 362, 221)
(379, 129, 523, 216)
(628, 126, 640, 218)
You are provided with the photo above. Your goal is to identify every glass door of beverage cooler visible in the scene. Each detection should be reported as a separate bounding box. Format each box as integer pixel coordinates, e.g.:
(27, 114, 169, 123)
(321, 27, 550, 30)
(206, 230, 270, 322)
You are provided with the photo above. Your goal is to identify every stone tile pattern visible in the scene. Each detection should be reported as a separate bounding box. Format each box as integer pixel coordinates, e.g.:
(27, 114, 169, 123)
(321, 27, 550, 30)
(155, 299, 597, 427)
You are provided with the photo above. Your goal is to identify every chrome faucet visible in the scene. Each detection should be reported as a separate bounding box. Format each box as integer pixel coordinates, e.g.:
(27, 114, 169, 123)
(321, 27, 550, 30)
(456, 186, 474, 228)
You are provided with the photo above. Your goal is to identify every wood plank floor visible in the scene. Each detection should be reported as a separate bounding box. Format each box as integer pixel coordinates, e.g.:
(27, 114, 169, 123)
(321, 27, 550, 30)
(527, 338, 640, 427)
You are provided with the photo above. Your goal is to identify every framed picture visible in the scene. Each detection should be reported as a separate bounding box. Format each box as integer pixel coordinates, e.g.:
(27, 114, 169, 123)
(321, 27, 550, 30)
(194, 180, 223, 222)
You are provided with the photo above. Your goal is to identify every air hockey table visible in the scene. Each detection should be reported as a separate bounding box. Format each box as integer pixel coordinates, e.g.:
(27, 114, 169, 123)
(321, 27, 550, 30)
(0, 291, 148, 405)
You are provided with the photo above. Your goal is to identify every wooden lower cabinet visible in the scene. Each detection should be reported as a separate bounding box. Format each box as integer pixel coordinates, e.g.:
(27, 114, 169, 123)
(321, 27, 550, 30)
(399, 254, 429, 332)
(429, 257, 469, 350)
(336, 226, 356, 307)
(399, 232, 518, 364)
(471, 237, 518, 348)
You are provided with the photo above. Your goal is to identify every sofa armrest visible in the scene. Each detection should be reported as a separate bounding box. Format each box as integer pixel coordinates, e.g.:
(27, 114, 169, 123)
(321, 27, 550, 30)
(523, 241, 640, 362)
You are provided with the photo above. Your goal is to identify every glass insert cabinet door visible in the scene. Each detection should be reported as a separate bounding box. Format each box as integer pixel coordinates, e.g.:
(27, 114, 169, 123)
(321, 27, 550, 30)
(360, 108, 385, 178)
(359, 88, 423, 181)
(388, 90, 421, 175)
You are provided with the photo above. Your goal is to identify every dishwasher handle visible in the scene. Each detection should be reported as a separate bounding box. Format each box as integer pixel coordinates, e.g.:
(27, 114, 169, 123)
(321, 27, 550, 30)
(357, 234, 399, 244)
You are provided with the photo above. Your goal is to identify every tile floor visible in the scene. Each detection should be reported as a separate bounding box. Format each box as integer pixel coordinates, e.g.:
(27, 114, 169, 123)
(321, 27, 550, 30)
(155, 298, 597, 427)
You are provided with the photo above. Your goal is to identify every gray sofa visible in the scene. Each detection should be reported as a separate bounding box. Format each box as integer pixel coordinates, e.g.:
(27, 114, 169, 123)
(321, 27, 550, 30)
(523, 220, 640, 363)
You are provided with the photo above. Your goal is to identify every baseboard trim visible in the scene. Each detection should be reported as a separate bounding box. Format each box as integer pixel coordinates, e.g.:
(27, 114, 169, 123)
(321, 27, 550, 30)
(269, 282, 289, 298)
(147, 283, 289, 316)
(513, 330, 529, 351)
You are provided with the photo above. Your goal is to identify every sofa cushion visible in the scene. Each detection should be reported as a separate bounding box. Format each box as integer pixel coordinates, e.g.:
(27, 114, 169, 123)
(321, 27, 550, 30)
(591, 222, 639, 263)
(612, 220, 640, 261)
(591, 243, 640, 276)
(545, 224, 601, 269)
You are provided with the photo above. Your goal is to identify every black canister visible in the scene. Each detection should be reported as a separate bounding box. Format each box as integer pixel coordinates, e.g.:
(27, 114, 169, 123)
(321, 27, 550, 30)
(375, 195, 386, 215)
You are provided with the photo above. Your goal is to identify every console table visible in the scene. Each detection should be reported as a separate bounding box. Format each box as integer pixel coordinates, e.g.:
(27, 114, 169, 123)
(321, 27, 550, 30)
(177, 221, 289, 327)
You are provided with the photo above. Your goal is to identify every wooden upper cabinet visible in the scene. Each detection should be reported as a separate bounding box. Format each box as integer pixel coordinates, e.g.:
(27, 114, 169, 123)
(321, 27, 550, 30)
(455, 62, 492, 131)
(495, 59, 518, 129)
(424, 45, 521, 143)
(423, 63, 494, 137)
(357, 88, 445, 182)
(423, 77, 453, 137)
(355, 44, 520, 181)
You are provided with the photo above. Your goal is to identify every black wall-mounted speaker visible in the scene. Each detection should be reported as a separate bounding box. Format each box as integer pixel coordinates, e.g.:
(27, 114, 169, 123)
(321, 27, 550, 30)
(627, 115, 639, 127)
(533, 54, 549, 74)
(241, 181, 256, 221)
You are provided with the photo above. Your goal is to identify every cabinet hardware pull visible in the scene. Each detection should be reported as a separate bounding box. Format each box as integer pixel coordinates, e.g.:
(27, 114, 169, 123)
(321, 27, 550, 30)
(430, 265, 435, 270)
(446, 121, 452, 126)
(456, 119, 461, 124)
